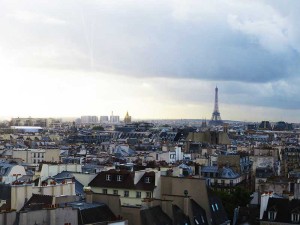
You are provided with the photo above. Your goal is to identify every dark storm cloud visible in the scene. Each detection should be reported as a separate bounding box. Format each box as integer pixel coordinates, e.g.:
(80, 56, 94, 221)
(2, 0, 300, 83)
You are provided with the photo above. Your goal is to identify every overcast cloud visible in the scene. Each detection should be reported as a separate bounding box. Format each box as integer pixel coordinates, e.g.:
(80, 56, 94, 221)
(0, 0, 300, 121)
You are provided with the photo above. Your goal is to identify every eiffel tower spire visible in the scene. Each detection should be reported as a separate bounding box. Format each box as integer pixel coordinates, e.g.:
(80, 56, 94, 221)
(210, 86, 223, 125)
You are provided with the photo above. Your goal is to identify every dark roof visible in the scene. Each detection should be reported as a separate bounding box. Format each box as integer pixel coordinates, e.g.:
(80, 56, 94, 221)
(201, 166, 218, 173)
(135, 171, 156, 191)
(208, 194, 230, 225)
(22, 194, 53, 211)
(0, 184, 11, 210)
(262, 198, 300, 224)
(0, 184, 11, 201)
(218, 167, 240, 179)
(67, 202, 116, 225)
(140, 205, 173, 225)
(236, 206, 260, 225)
(190, 199, 208, 225)
(53, 171, 84, 195)
(89, 169, 135, 189)
(172, 204, 191, 225)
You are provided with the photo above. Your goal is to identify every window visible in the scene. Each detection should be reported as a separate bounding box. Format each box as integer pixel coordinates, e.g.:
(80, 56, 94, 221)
(146, 192, 152, 198)
(230, 180, 233, 186)
(268, 211, 277, 221)
(145, 177, 150, 183)
(211, 204, 215, 212)
(103, 189, 107, 194)
(136, 191, 141, 198)
(221, 180, 225, 186)
(201, 216, 205, 223)
(291, 213, 300, 223)
(170, 154, 175, 159)
(215, 203, 219, 211)
(113, 190, 118, 195)
(124, 191, 129, 197)
(106, 174, 111, 181)
(117, 175, 122, 182)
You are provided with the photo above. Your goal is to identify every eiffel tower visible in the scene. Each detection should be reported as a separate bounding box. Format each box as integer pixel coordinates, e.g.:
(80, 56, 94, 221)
(210, 86, 223, 126)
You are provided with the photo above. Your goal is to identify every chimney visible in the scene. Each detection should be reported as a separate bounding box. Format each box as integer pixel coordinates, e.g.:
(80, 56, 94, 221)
(84, 187, 93, 203)
(183, 190, 189, 216)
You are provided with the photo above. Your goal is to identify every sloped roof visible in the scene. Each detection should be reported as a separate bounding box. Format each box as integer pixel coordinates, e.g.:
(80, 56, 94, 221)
(208, 193, 230, 225)
(190, 199, 209, 225)
(114, 145, 135, 157)
(201, 166, 218, 173)
(22, 194, 54, 211)
(89, 169, 135, 189)
(67, 201, 116, 225)
(172, 204, 191, 225)
(0, 163, 15, 176)
(135, 171, 156, 191)
(262, 198, 300, 223)
(186, 131, 230, 145)
(140, 205, 172, 225)
(0, 184, 11, 201)
(53, 171, 84, 195)
(218, 167, 240, 179)
(0, 184, 11, 211)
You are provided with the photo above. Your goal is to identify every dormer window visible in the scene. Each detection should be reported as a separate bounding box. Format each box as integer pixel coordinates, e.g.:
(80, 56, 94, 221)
(145, 177, 151, 183)
(215, 203, 219, 211)
(211, 204, 215, 212)
(0, 168, 5, 175)
(117, 175, 122, 181)
(106, 174, 111, 181)
(268, 210, 277, 221)
(201, 215, 205, 223)
(291, 213, 300, 223)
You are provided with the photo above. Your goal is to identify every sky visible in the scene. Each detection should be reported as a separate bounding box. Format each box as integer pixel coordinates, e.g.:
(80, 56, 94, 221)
(1, 0, 300, 122)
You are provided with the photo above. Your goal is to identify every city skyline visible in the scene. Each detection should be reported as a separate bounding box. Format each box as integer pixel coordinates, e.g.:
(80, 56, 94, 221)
(1, 0, 300, 122)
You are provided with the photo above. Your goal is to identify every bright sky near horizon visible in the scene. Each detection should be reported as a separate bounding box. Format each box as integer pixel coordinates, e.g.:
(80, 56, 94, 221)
(1, 0, 300, 122)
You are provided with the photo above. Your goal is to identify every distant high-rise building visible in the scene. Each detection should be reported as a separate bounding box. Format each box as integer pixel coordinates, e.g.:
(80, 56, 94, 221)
(110, 111, 120, 123)
(100, 116, 109, 123)
(10, 117, 62, 128)
(81, 116, 98, 124)
(210, 86, 223, 126)
(124, 111, 132, 123)
(273, 121, 293, 131)
(258, 121, 272, 130)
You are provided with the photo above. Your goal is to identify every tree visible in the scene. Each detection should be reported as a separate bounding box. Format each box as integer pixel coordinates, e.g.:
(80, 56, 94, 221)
(92, 126, 104, 131)
(214, 187, 252, 220)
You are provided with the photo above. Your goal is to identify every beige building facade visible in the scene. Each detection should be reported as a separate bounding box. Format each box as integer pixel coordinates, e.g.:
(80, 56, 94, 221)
(12, 148, 60, 164)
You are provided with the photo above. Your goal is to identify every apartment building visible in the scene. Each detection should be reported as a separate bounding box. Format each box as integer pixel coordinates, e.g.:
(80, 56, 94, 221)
(89, 169, 161, 206)
(12, 148, 60, 164)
